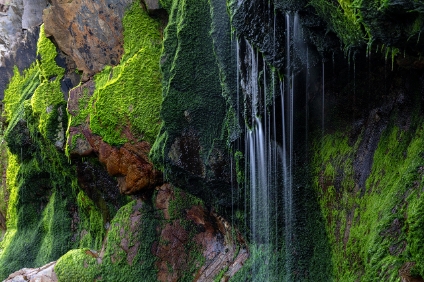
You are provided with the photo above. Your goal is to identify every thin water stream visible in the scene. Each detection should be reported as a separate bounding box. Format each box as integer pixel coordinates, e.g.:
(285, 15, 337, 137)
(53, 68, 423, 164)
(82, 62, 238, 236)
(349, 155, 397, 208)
(238, 11, 308, 281)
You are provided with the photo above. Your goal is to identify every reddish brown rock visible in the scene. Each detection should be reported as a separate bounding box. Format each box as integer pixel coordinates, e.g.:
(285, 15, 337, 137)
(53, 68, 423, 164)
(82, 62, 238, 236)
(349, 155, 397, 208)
(399, 262, 424, 282)
(66, 79, 161, 195)
(70, 129, 161, 195)
(42, 0, 133, 80)
(154, 184, 248, 282)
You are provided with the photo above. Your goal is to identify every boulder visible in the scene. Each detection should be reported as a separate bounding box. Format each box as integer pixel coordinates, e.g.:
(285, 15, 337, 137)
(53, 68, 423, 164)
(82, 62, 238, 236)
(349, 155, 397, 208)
(42, 0, 133, 80)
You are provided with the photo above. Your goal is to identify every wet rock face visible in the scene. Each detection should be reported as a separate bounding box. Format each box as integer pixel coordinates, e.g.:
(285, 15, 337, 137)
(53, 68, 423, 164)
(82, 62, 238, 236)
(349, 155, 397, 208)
(72, 128, 162, 195)
(67, 80, 162, 196)
(43, 0, 132, 80)
(153, 184, 248, 281)
(50, 185, 247, 281)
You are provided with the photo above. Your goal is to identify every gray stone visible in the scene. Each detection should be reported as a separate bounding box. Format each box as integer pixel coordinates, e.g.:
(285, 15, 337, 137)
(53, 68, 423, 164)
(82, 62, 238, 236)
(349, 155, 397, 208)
(22, 0, 47, 29)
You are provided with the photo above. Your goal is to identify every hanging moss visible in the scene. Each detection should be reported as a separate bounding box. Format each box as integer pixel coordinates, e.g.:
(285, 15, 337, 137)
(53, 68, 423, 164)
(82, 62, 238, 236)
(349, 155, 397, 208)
(0, 25, 106, 280)
(309, 0, 366, 51)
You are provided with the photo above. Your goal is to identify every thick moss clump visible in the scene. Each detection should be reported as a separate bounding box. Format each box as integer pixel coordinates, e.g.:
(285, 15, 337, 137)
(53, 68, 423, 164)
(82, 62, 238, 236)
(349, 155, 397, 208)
(0, 25, 106, 279)
(55, 188, 209, 281)
(67, 2, 163, 146)
(55, 200, 159, 282)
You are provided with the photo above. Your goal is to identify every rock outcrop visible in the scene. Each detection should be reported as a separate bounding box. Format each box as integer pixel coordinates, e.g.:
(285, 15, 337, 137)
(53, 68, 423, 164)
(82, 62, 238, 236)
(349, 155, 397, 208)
(4, 261, 57, 282)
(43, 0, 132, 80)
(52, 184, 248, 281)
(67, 80, 162, 195)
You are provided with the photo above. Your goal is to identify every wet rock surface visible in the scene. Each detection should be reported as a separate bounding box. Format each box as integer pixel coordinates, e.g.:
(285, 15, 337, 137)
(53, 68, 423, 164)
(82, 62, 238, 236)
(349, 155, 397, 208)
(70, 127, 163, 195)
(153, 184, 248, 281)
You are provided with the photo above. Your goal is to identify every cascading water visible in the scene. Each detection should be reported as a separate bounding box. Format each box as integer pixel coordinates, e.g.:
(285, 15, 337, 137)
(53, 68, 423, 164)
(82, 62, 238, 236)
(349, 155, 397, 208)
(237, 10, 310, 281)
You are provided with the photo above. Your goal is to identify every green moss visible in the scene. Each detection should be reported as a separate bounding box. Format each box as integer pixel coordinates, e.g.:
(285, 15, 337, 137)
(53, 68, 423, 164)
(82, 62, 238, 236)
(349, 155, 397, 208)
(76, 191, 105, 250)
(313, 99, 424, 281)
(168, 186, 204, 220)
(86, 2, 162, 146)
(150, 0, 228, 200)
(309, 0, 366, 51)
(30, 79, 65, 139)
(36, 24, 65, 80)
(0, 24, 105, 280)
(55, 249, 102, 282)
(234, 151, 244, 184)
(2, 66, 40, 123)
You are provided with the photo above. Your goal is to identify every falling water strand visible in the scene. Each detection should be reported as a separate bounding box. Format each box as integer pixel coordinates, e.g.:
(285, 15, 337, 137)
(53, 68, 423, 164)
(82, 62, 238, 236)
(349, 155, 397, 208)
(246, 41, 271, 280)
(239, 9, 307, 280)
(322, 60, 325, 139)
(305, 46, 309, 159)
(284, 12, 293, 281)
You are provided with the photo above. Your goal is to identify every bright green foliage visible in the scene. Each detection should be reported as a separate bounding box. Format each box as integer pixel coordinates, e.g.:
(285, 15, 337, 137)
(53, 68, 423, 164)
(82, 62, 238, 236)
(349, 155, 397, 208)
(86, 2, 162, 146)
(36, 25, 65, 80)
(55, 249, 102, 282)
(31, 80, 65, 139)
(2, 66, 40, 124)
(0, 25, 105, 279)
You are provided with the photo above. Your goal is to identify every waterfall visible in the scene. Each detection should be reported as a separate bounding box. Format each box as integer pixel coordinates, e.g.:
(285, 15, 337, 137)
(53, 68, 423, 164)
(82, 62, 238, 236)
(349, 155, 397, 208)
(238, 11, 308, 281)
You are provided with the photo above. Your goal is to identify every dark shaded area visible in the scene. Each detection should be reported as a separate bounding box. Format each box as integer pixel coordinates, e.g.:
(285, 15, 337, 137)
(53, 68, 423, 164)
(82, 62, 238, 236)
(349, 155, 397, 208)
(75, 158, 128, 223)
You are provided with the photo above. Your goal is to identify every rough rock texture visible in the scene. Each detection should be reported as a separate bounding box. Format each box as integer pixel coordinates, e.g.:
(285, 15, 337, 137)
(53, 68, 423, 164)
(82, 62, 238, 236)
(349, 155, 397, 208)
(53, 184, 248, 281)
(22, 0, 46, 29)
(154, 184, 248, 281)
(43, 0, 133, 80)
(151, 0, 234, 207)
(0, 0, 24, 57)
(400, 262, 424, 282)
(69, 125, 163, 195)
(4, 261, 58, 282)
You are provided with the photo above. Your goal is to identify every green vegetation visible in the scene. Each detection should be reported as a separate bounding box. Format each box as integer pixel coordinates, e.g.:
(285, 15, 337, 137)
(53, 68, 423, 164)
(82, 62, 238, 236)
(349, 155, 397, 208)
(309, 0, 366, 51)
(67, 2, 163, 147)
(56, 200, 160, 282)
(313, 99, 424, 280)
(0, 25, 105, 279)
(150, 0, 227, 184)
(308, 0, 424, 56)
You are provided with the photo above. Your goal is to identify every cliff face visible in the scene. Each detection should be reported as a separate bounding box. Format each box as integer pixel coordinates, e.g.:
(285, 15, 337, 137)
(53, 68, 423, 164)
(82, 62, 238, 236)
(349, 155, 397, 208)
(0, 0, 423, 281)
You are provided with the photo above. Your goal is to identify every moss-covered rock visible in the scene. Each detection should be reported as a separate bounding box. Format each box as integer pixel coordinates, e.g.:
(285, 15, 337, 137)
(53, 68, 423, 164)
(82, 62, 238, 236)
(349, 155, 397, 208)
(55, 184, 248, 281)
(151, 0, 235, 206)
(0, 25, 108, 280)
(312, 68, 424, 281)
